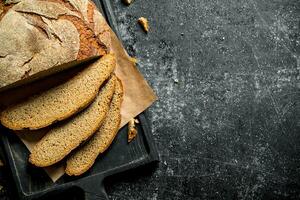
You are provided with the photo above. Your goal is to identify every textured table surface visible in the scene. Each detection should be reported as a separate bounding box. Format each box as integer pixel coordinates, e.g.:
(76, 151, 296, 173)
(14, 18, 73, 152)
(1, 0, 300, 199)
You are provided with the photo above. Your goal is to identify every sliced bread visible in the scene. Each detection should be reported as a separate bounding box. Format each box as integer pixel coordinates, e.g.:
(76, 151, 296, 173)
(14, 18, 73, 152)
(0, 54, 116, 131)
(66, 78, 123, 176)
(29, 75, 117, 167)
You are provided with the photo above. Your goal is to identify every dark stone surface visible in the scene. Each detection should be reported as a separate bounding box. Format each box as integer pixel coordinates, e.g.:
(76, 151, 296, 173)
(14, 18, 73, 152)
(104, 0, 300, 199)
(1, 0, 299, 199)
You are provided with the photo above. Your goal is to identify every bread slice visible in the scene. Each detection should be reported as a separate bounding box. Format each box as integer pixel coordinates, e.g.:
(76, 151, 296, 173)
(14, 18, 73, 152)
(66, 78, 123, 176)
(0, 54, 116, 130)
(29, 75, 117, 167)
(0, 0, 110, 91)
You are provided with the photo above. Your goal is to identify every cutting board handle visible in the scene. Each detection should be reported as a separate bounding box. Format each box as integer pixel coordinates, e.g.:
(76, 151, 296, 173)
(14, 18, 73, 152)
(84, 191, 108, 200)
(77, 176, 109, 200)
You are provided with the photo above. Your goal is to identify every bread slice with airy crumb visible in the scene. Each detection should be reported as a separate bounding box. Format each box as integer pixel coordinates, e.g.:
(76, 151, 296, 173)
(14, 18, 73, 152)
(0, 54, 116, 131)
(66, 78, 123, 176)
(29, 75, 117, 167)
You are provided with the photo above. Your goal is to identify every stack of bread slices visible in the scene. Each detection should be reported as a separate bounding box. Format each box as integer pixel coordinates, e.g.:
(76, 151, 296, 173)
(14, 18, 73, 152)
(0, 0, 123, 176)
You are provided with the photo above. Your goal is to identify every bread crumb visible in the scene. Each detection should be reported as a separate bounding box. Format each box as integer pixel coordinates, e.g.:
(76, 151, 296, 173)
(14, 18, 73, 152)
(129, 57, 138, 65)
(122, 0, 134, 5)
(128, 118, 139, 143)
(138, 17, 149, 33)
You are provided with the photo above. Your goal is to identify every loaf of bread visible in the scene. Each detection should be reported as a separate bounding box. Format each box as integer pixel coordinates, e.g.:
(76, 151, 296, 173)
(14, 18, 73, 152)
(66, 78, 123, 176)
(29, 75, 117, 167)
(0, 54, 116, 130)
(0, 0, 110, 91)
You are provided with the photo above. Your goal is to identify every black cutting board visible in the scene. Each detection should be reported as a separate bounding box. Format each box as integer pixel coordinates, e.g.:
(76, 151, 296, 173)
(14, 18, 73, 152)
(0, 0, 159, 199)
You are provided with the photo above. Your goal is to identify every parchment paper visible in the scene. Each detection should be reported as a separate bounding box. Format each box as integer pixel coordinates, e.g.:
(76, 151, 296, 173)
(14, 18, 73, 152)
(1, 27, 157, 182)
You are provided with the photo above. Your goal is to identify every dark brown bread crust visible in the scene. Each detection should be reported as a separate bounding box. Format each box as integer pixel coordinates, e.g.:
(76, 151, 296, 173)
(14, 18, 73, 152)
(88, 1, 111, 51)
(0, 3, 13, 20)
(47, 0, 109, 59)
(62, 15, 107, 60)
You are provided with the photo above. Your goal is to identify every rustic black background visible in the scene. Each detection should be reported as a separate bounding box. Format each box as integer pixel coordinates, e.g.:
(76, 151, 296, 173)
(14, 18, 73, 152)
(1, 0, 300, 199)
